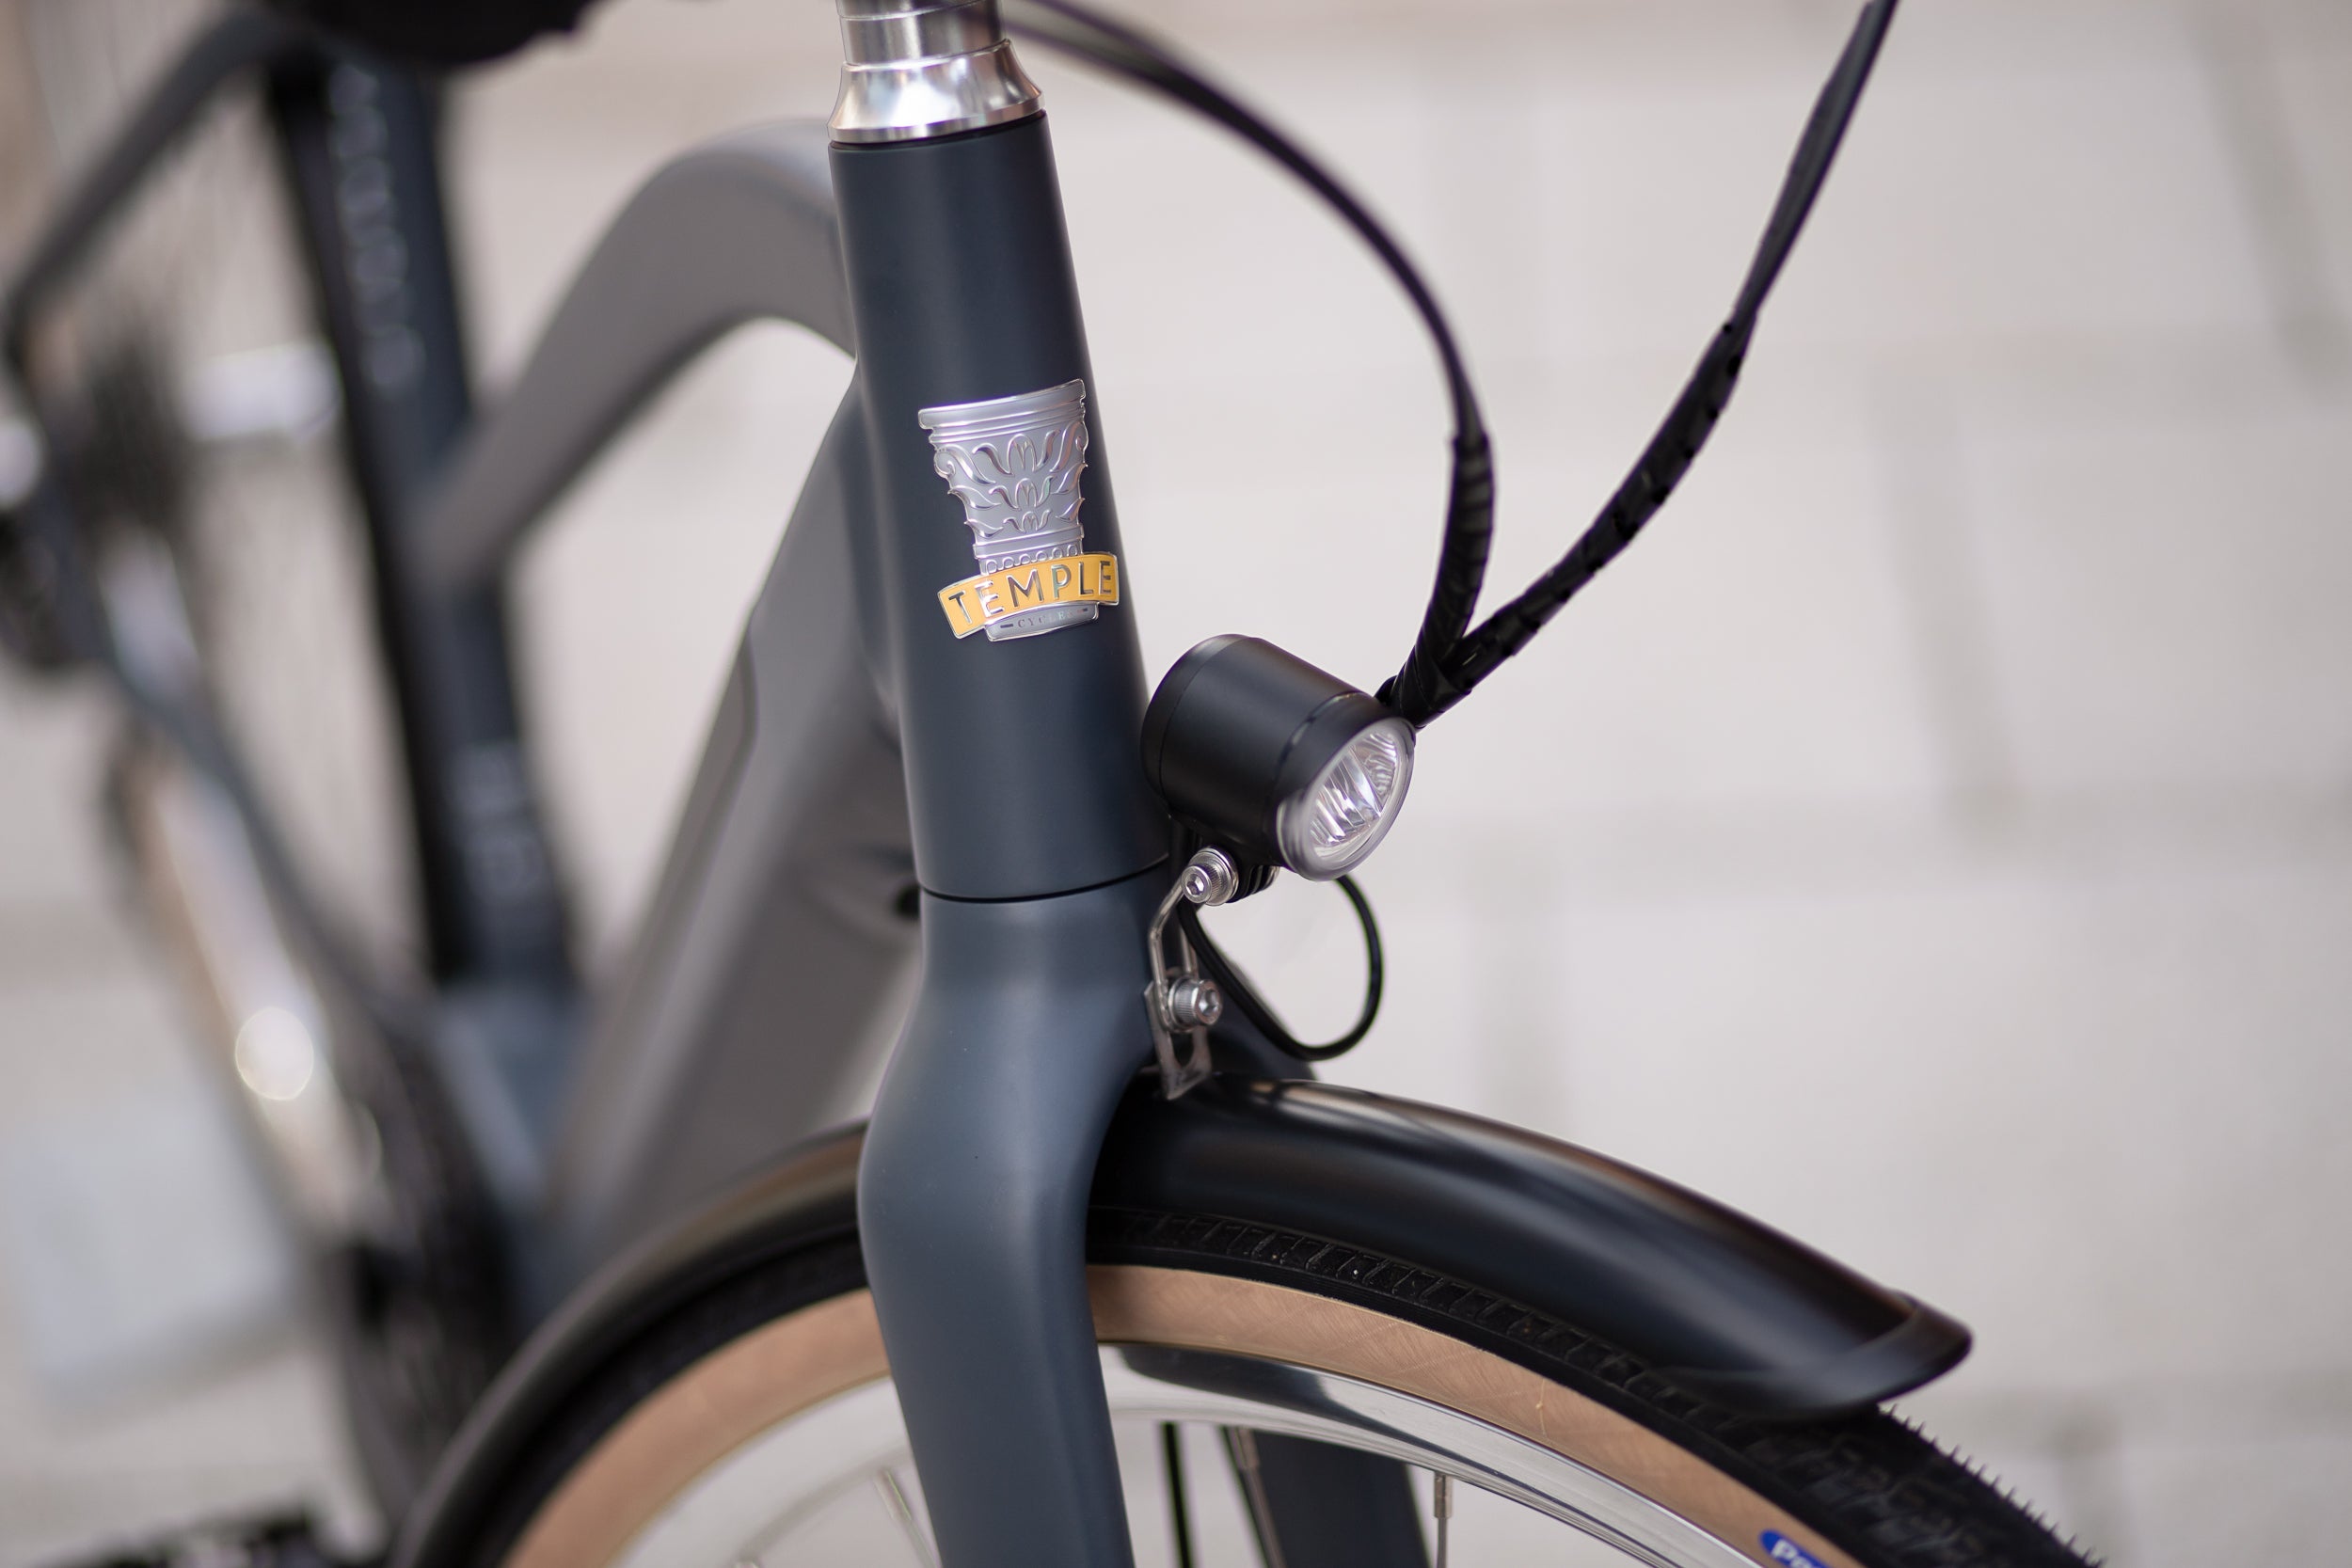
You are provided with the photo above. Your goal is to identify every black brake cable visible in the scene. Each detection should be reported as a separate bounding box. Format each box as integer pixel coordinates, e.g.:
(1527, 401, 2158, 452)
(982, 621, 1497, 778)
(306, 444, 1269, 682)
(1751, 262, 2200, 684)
(1006, 0, 1900, 727)
(1005, 0, 1494, 724)
(1007, 0, 1477, 1062)
(1008, 0, 1895, 1062)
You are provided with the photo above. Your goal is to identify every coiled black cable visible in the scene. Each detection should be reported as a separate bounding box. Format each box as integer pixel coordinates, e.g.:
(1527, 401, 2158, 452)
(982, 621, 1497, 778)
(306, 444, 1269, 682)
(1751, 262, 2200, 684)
(1007, 0, 1901, 725)
(1428, 1, 1900, 720)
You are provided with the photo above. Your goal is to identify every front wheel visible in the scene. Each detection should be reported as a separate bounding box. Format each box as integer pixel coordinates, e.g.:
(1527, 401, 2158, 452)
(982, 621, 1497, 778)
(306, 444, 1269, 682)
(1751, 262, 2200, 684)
(464, 1210, 2089, 1568)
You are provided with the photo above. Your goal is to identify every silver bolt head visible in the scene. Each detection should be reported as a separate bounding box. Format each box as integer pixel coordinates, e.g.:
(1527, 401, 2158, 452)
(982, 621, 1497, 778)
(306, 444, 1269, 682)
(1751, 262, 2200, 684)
(1180, 847, 1241, 908)
(1167, 975, 1223, 1030)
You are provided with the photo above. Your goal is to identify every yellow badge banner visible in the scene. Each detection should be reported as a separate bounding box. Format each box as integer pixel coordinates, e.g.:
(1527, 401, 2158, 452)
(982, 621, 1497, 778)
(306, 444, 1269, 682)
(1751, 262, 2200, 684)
(938, 552, 1120, 639)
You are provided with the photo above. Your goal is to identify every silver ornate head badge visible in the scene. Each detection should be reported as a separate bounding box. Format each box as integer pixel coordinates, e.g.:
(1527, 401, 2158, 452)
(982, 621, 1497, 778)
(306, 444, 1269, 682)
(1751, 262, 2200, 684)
(919, 379, 1120, 641)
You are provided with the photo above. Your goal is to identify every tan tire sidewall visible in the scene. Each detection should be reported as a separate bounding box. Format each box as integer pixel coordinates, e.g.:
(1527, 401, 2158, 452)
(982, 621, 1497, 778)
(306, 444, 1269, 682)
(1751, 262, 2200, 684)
(506, 1265, 1867, 1568)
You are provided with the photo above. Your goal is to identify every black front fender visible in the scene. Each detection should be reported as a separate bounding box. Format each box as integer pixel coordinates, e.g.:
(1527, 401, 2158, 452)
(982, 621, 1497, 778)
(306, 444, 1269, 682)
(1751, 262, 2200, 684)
(1097, 1077, 1968, 1418)
(396, 1076, 1963, 1561)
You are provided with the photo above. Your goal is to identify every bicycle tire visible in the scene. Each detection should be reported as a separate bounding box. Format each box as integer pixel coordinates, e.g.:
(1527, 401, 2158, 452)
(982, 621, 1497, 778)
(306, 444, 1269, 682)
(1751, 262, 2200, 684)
(446, 1207, 2089, 1568)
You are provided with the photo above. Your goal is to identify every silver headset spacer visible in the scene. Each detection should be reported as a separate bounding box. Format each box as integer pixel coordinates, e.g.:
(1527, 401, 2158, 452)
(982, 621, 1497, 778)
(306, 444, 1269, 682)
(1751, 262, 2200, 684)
(1144, 847, 1238, 1098)
(829, 0, 1043, 146)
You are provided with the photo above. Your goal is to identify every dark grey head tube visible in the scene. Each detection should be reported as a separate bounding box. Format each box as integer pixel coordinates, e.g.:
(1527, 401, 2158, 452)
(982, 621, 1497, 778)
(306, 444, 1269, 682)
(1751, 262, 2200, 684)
(832, 117, 1163, 901)
(829, 23, 1168, 1558)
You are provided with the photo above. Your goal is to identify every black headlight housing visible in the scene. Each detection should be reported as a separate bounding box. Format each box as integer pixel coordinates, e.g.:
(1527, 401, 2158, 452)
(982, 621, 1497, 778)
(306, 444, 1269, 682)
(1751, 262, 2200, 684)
(1141, 635, 1415, 883)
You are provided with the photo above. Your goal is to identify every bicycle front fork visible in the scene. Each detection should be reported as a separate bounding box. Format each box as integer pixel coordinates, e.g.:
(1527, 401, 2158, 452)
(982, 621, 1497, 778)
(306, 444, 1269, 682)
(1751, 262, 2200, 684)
(827, 4, 1169, 1564)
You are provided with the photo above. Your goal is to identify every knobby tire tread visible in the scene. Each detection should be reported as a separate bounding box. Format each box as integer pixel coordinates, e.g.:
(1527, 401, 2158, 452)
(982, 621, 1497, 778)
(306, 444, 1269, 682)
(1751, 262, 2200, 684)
(1093, 1210, 2091, 1568)
(463, 1213, 2091, 1568)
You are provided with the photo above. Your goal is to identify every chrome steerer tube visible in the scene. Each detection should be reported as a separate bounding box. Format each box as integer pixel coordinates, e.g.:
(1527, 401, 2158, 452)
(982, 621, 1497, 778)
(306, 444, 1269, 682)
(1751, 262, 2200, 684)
(831, 0, 1042, 145)
(829, 6, 1167, 1567)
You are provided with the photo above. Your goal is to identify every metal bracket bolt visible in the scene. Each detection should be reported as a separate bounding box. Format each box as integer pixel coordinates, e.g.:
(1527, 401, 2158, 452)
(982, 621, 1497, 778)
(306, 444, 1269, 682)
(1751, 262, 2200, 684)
(1144, 847, 1239, 1099)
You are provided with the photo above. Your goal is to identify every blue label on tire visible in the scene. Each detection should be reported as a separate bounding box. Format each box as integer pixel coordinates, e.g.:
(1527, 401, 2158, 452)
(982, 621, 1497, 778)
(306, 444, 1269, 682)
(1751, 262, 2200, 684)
(1761, 1531, 1830, 1568)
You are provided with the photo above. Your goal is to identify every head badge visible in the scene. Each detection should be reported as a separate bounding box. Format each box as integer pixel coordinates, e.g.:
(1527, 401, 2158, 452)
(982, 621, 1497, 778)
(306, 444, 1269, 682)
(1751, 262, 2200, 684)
(919, 379, 1120, 641)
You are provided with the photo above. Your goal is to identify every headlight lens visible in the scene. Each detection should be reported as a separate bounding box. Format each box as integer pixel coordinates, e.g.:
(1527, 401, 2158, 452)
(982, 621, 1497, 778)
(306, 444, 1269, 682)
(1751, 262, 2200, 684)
(1276, 715, 1414, 879)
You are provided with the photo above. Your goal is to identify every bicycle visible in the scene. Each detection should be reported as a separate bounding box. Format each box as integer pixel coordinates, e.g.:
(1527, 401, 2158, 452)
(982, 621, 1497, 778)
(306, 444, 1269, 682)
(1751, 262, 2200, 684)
(0, 1, 2095, 1564)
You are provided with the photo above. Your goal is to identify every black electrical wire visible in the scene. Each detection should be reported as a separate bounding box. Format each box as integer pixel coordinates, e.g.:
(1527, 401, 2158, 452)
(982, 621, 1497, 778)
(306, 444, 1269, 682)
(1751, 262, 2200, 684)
(1178, 875, 1383, 1062)
(1007, 0, 1900, 726)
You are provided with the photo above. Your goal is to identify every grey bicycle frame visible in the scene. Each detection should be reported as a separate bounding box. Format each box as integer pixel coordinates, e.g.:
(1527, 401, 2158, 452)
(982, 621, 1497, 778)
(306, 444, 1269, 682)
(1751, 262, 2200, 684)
(421, 30, 1170, 1557)
(421, 122, 918, 1276)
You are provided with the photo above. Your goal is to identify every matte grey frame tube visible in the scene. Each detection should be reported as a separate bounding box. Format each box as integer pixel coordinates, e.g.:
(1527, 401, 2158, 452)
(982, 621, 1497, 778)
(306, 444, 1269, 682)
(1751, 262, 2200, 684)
(264, 52, 572, 988)
(409, 120, 919, 1283)
(833, 107, 1168, 1567)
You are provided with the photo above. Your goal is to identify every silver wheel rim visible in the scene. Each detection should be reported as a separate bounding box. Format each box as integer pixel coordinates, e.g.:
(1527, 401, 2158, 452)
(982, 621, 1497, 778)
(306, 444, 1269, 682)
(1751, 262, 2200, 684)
(607, 1345, 1755, 1568)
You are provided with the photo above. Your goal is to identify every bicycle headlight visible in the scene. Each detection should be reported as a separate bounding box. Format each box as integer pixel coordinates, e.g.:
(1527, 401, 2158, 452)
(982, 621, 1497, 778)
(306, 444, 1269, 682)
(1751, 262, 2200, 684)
(1141, 635, 1415, 881)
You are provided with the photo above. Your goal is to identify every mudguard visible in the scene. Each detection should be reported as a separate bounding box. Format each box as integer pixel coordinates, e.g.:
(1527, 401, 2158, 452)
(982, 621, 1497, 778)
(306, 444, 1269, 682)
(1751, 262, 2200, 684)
(394, 1078, 1966, 1562)
(1097, 1078, 1968, 1417)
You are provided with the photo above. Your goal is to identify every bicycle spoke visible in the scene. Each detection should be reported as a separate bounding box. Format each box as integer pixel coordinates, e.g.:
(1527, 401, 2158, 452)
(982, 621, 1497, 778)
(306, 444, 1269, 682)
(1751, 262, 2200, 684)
(873, 1467, 939, 1568)
(1431, 1473, 1454, 1568)
(1162, 1422, 1197, 1568)
(1224, 1428, 1292, 1568)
